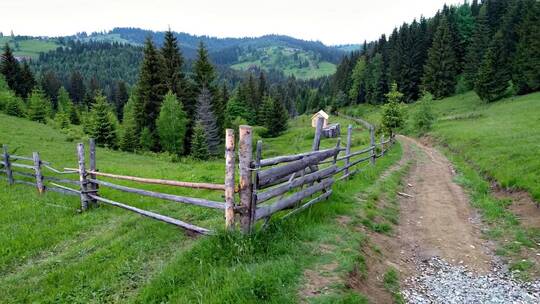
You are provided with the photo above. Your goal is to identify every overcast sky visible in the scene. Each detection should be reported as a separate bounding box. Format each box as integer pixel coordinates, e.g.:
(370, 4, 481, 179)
(1, 0, 464, 45)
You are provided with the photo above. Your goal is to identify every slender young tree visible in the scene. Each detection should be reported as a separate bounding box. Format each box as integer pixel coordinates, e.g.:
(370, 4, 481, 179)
(157, 91, 188, 156)
(190, 121, 210, 160)
(89, 92, 118, 148)
(27, 88, 50, 123)
(120, 94, 139, 152)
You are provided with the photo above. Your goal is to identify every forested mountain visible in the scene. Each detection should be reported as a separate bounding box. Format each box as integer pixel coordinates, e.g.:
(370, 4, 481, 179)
(330, 0, 540, 106)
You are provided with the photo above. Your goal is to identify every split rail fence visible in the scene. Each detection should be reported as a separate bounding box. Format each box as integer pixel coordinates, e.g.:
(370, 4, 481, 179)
(0, 116, 395, 235)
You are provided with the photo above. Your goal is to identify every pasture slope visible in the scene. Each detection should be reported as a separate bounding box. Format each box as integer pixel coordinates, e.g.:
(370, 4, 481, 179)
(0, 112, 405, 303)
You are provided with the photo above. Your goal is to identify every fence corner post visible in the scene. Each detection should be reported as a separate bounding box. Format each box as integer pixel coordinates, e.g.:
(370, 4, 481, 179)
(224, 129, 236, 230)
(77, 143, 89, 211)
(89, 138, 98, 207)
(344, 124, 352, 176)
(370, 127, 376, 165)
(312, 117, 324, 152)
(238, 125, 253, 234)
(2, 144, 14, 185)
(32, 152, 45, 194)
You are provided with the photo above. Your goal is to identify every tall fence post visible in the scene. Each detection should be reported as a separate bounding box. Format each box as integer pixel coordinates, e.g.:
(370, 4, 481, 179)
(224, 129, 236, 230)
(253, 140, 263, 226)
(77, 143, 90, 211)
(238, 125, 253, 233)
(381, 134, 385, 157)
(344, 124, 352, 176)
(369, 127, 376, 165)
(312, 117, 324, 152)
(89, 139, 98, 206)
(32, 152, 45, 194)
(2, 145, 14, 185)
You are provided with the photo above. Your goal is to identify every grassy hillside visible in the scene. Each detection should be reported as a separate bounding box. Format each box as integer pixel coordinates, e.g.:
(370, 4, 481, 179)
(230, 46, 336, 79)
(346, 91, 540, 201)
(0, 37, 59, 59)
(0, 112, 400, 302)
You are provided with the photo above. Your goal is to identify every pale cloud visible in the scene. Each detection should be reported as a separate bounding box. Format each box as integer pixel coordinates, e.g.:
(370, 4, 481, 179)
(0, 0, 464, 45)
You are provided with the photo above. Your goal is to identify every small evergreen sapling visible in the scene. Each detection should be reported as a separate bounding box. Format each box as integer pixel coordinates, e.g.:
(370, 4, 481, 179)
(381, 83, 405, 136)
(88, 93, 118, 148)
(190, 121, 210, 160)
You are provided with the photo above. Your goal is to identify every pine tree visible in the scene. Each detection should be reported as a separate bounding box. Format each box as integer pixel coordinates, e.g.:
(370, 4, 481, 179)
(190, 121, 210, 160)
(475, 33, 510, 102)
(27, 88, 50, 123)
(112, 80, 129, 121)
(513, 0, 540, 93)
(0, 44, 22, 96)
(464, 6, 490, 87)
(56, 87, 72, 114)
(364, 53, 385, 104)
(157, 91, 187, 156)
(193, 42, 216, 94)
(19, 61, 35, 98)
(224, 95, 250, 128)
(120, 95, 139, 152)
(88, 93, 118, 148)
(161, 29, 188, 102)
(68, 71, 86, 105)
(195, 87, 220, 155)
(422, 17, 457, 99)
(135, 38, 166, 150)
(40, 71, 61, 109)
(269, 98, 288, 137)
(259, 96, 274, 128)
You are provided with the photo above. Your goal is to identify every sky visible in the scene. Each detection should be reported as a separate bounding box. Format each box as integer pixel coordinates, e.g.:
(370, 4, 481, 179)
(0, 0, 464, 45)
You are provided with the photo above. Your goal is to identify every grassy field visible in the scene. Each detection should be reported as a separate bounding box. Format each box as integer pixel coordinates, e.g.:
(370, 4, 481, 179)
(0, 37, 59, 59)
(0, 112, 399, 302)
(230, 46, 336, 80)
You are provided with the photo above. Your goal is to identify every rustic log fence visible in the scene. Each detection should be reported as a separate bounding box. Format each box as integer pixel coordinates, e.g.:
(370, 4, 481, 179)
(0, 115, 395, 235)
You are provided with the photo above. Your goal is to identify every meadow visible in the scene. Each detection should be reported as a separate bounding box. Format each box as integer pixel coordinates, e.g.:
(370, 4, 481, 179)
(0, 37, 59, 59)
(0, 112, 400, 302)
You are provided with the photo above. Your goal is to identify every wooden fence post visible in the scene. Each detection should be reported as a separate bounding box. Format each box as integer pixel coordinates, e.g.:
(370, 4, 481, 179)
(312, 117, 324, 152)
(369, 127, 376, 165)
(344, 124, 352, 176)
(381, 134, 385, 156)
(32, 152, 45, 194)
(224, 129, 236, 230)
(89, 139, 98, 206)
(77, 143, 90, 211)
(2, 145, 14, 185)
(238, 125, 253, 233)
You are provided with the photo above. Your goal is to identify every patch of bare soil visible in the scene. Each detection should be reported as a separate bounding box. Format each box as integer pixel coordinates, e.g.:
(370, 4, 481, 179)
(492, 184, 540, 229)
(396, 135, 494, 275)
(301, 262, 340, 298)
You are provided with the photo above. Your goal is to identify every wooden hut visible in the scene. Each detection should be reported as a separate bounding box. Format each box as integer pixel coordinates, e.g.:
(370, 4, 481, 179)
(311, 110, 329, 128)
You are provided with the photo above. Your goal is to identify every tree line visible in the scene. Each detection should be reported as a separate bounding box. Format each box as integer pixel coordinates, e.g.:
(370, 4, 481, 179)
(331, 0, 540, 105)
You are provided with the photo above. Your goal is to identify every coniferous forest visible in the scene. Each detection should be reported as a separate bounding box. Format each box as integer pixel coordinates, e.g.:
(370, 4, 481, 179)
(1, 0, 539, 159)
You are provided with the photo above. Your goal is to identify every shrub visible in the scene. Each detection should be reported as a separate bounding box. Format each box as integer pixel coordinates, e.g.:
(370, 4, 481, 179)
(412, 92, 436, 135)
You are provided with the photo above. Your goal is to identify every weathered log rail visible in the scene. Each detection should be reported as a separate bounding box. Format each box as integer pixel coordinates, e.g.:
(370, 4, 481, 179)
(1, 115, 395, 235)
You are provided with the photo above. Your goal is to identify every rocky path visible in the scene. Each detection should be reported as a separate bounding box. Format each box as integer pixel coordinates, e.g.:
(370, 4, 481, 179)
(393, 136, 540, 303)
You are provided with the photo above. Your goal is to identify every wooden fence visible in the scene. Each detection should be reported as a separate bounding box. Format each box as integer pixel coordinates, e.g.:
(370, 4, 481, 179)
(0, 116, 395, 235)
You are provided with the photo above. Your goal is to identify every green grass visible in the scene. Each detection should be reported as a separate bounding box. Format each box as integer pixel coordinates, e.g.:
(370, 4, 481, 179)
(0, 112, 400, 302)
(0, 37, 59, 59)
(230, 46, 336, 80)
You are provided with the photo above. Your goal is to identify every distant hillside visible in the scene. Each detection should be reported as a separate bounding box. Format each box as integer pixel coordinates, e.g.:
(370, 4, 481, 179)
(77, 28, 346, 79)
(0, 36, 59, 59)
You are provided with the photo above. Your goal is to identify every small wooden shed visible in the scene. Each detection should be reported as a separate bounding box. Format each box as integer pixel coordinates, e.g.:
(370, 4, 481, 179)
(311, 110, 329, 128)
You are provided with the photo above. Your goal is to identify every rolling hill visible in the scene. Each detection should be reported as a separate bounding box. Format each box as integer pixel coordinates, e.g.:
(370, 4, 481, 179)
(0, 36, 59, 59)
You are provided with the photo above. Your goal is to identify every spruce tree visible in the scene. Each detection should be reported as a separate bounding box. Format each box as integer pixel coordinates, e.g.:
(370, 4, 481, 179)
(475, 33, 510, 102)
(268, 98, 288, 137)
(348, 56, 366, 102)
(0, 44, 22, 96)
(120, 95, 139, 152)
(135, 38, 166, 150)
(364, 53, 385, 104)
(27, 88, 50, 123)
(190, 121, 210, 160)
(259, 96, 274, 128)
(422, 17, 457, 99)
(19, 61, 35, 98)
(89, 93, 118, 148)
(40, 71, 61, 109)
(68, 71, 86, 105)
(161, 29, 188, 102)
(193, 42, 216, 94)
(381, 83, 405, 136)
(195, 87, 220, 155)
(224, 95, 250, 128)
(513, 1, 540, 93)
(113, 80, 129, 121)
(464, 6, 490, 87)
(156, 91, 188, 156)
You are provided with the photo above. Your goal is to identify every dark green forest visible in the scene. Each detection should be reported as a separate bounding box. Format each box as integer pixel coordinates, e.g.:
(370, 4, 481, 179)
(330, 0, 540, 105)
